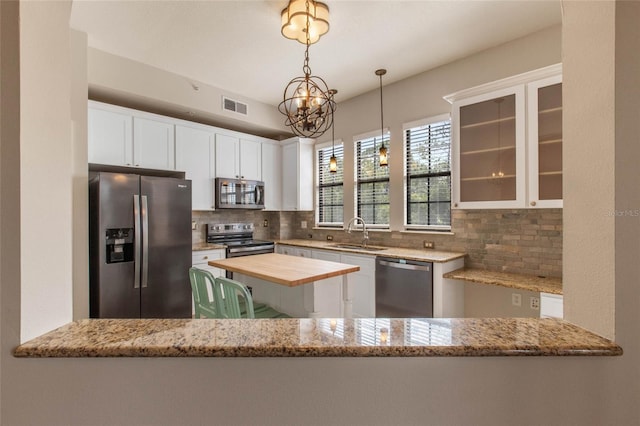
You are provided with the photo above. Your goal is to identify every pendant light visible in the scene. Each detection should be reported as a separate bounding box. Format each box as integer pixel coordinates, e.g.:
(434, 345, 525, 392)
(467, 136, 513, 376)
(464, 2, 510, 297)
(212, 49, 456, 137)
(376, 69, 388, 167)
(328, 89, 338, 173)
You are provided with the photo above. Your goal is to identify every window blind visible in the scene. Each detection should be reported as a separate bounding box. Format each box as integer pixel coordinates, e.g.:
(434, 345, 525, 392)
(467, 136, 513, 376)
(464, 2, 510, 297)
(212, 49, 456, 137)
(405, 119, 451, 227)
(356, 134, 390, 226)
(317, 143, 344, 225)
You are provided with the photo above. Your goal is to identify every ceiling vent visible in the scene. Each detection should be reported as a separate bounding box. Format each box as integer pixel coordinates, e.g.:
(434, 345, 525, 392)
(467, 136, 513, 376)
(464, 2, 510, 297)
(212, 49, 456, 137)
(222, 96, 248, 116)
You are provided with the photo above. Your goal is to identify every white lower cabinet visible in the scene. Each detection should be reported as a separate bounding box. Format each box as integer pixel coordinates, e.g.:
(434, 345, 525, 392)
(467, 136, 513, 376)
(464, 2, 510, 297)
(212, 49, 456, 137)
(310, 250, 343, 318)
(272, 245, 375, 318)
(339, 253, 376, 318)
(540, 292, 563, 319)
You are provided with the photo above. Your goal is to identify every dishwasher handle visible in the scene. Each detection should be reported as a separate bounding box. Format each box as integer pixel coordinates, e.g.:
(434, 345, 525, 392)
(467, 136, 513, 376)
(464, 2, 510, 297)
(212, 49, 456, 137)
(377, 259, 430, 272)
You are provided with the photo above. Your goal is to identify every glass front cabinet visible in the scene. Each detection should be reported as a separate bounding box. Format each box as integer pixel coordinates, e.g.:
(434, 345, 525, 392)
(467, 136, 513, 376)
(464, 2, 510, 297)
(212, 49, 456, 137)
(446, 65, 562, 209)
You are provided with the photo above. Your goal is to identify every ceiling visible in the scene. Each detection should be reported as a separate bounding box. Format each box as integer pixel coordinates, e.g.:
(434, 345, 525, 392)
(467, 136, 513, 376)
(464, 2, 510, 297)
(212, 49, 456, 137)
(70, 0, 562, 108)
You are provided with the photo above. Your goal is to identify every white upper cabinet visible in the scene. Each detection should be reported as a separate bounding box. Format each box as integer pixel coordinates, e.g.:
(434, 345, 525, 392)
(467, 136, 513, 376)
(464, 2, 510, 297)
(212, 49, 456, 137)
(445, 64, 562, 209)
(175, 124, 216, 210)
(215, 134, 262, 181)
(88, 101, 175, 170)
(450, 85, 527, 209)
(88, 107, 133, 166)
(261, 142, 282, 211)
(133, 117, 175, 170)
(281, 138, 314, 211)
(527, 75, 563, 208)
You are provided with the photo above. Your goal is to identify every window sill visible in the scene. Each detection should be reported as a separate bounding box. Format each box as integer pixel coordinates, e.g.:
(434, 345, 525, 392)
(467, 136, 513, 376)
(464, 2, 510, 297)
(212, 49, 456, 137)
(402, 229, 455, 236)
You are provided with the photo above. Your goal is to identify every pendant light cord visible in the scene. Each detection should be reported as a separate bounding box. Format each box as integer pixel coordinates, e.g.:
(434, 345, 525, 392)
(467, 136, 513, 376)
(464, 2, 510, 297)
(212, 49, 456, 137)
(379, 73, 384, 144)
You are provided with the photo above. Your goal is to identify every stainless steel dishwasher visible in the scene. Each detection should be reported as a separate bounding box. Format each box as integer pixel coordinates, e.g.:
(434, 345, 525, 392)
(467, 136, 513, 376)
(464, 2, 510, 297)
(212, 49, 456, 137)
(375, 257, 433, 318)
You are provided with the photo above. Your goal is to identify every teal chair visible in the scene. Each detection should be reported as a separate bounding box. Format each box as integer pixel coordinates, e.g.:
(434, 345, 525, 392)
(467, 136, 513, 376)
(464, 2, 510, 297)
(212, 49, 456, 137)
(189, 268, 290, 319)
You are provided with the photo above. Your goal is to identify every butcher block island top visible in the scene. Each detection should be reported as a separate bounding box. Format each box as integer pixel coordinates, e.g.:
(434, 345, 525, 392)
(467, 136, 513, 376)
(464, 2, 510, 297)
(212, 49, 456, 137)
(208, 253, 360, 287)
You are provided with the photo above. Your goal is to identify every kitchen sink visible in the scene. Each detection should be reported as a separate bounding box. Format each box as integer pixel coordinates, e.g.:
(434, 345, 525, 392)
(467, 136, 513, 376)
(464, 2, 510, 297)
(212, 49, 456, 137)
(330, 243, 387, 252)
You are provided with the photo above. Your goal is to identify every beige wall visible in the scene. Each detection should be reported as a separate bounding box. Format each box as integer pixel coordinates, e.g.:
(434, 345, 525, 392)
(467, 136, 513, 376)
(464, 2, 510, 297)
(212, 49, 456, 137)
(19, 0, 74, 341)
(1, 2, 638, 425)
(88, 48, 292, 140)
(324, 25, 562, 231)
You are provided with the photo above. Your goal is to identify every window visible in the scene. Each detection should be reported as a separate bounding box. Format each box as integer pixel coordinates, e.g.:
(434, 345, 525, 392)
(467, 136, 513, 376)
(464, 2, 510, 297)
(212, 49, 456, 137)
(405, 115, 451, 229)
(316, 142, 344, 226)
(355, 132, 390, 226)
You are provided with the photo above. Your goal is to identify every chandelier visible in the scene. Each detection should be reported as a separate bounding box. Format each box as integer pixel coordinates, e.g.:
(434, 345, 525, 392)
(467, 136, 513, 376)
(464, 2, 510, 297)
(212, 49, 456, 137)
(281, 0, 329, 45)
(279, 0, 335, 138)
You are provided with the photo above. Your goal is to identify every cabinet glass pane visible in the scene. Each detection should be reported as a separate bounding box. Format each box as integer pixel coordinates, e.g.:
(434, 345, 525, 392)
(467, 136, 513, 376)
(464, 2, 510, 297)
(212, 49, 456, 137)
(537, 83, 562, 200)
(459, 94, 516, 202)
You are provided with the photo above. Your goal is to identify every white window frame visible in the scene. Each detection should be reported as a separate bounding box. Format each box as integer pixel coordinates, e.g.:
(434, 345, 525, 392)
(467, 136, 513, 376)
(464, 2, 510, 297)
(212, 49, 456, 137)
(353, 128, 390, 229)
(403, 113, 452, 231)
(315, 139, 344, 228)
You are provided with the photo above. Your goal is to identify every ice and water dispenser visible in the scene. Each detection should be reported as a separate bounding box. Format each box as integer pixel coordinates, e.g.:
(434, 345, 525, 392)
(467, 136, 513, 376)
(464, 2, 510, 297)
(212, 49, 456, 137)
(105, 228, 134, 263)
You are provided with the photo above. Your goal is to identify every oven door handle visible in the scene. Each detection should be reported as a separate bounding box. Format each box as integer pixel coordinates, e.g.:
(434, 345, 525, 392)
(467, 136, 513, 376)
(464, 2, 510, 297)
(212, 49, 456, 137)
(227, 245, 274, 254)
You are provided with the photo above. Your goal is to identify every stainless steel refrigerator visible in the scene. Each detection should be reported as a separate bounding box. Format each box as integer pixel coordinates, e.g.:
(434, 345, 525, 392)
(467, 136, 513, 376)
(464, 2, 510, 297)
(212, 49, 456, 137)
(89, 171, 192, 318)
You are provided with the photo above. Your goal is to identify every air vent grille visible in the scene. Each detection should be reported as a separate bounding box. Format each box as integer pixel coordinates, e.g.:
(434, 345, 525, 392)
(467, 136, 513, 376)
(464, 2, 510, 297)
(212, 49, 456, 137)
(222, 96, 248, 116)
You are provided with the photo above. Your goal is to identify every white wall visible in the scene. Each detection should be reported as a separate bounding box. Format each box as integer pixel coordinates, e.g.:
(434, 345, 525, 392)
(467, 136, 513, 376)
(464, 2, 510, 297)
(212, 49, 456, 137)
(1, 2, 638, 425)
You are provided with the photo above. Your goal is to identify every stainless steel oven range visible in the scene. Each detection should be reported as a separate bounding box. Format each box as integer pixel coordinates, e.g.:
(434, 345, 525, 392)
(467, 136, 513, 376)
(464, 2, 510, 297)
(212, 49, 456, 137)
(207, 222, 274, 260)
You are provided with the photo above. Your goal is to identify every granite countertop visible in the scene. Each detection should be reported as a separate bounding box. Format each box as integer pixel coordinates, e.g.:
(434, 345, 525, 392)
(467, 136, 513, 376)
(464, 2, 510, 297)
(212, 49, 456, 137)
(13, 318, 620, 358)
(277, 239, 466, 263)
(444, 267, 563, 295)
(192, 243, 226, 251)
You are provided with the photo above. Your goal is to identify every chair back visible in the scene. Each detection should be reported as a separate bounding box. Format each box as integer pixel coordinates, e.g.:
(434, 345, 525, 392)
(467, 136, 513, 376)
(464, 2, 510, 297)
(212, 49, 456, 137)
(214, 277, 256, 319)
(188, 267, 219, 318)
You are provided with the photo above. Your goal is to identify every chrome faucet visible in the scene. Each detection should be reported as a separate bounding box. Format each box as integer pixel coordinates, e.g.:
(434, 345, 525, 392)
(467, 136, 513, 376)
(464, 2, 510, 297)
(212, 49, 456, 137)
(346, 217, 369, 247)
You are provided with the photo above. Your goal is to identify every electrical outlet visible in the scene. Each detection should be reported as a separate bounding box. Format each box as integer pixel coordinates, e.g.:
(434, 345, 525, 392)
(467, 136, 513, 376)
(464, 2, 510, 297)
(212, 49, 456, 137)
(326, 235, 334, 241)
(301, 221, 307, 229)
(263, 219, 269, 227)
(423, 241, 434, 249)
(512, 293, 522, 307)
(191, 221, 197, 230)
(530, 296, 540, 310)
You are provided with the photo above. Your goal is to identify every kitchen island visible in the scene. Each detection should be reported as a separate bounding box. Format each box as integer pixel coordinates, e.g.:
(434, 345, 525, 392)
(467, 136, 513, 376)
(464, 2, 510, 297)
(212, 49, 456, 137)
(208, 253, 360, 318)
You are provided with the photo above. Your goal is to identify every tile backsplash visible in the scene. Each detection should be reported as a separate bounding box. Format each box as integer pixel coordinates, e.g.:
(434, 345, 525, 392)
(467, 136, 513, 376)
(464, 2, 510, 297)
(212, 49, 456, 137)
(192, 208, 562, 278)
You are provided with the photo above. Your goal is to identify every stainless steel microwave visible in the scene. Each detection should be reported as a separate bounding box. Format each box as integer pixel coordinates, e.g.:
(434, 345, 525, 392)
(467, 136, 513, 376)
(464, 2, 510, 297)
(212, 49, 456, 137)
(215, 178, 265, 210)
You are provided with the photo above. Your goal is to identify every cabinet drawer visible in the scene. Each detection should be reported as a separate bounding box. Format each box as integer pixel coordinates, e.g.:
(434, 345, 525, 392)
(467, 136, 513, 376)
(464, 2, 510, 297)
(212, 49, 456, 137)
(192, 249, 224, 266)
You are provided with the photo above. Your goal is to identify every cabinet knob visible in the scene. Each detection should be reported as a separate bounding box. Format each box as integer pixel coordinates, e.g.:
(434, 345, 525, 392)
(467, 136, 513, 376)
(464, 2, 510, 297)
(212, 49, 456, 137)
(530, 201, 537, 206)
(126, 163, 131, 166)
(453, 203, 458, 208)
(135, 164, 140, 167)
(203, 256, 208, 260)
(241, 176, 244, 179)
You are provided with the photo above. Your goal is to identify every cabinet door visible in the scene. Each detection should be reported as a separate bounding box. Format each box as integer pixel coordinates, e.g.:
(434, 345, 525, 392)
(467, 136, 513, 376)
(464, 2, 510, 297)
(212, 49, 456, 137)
(281, 139, 314, 211)
(311, 250, 343, 318)
(340, 253, 375, 318)
(239, 139, 262, 181)
(176, 125, 215, 210)
(88, 107, 133, 166)
(527, 76, 563, 208)
(133, 117, 175, 169)
(215, 133, 240, 178)
(281, 143, 298, 210)
(262, 143, 282, 210)
(452, 85, 526, 208)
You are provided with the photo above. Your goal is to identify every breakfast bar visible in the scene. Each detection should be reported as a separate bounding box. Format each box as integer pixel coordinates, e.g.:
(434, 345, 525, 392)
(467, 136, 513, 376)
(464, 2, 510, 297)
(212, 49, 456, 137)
(208, 253, 360, 318)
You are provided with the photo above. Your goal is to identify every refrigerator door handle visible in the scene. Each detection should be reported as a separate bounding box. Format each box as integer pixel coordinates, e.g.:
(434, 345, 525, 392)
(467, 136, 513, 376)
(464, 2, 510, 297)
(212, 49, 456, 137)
(141, 195, 149, 288)
(133, 194, 141, 289)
